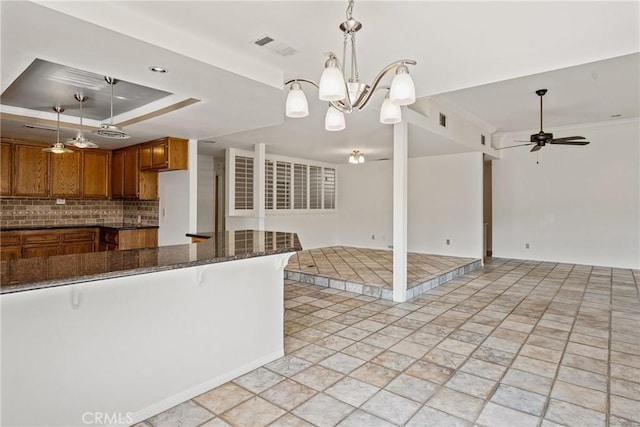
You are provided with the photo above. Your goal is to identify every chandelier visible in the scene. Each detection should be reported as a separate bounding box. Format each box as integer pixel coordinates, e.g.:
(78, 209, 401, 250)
(285, 0, 417, 131)
(348, 150, 365, 164)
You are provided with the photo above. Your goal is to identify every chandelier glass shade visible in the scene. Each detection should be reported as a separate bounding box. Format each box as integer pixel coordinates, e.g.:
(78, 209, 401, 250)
(348, 150, 365, 164)
(43, 106, 73, 154)
(284, 0, 417, 131)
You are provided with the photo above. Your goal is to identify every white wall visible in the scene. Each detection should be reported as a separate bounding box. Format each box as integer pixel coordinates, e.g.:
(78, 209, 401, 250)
(408, 152, 484, 258)
(337, 153, 484, 259)
(197, 154, 215, 232)
(337, 161, 393, 249)
(493, 120, 639, 269)
(265, 214, 339, 249)
(159, 170, 191, 246)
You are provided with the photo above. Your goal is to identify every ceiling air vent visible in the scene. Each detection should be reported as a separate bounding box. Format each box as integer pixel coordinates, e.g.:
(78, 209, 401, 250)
(23, 124, 56, 132)
(253, 35, 299, 57)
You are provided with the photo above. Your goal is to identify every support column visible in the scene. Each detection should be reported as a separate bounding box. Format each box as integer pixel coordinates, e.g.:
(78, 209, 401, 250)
(188, 139, 198, 235)
(393, 117, 408, 302)
(254, 143, 266, 231)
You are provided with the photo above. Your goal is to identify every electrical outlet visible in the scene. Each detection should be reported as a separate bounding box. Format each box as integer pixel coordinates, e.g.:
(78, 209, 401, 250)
(446, 239, 450, 245)
(56, 199, 66, 205)
(525, 243, 530, 249)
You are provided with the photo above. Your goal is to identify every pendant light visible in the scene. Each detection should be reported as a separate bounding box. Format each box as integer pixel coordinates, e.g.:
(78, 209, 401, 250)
(67, 93, 99, 148)
(92, 76, 130, 139)
(42, 106, 73, 154)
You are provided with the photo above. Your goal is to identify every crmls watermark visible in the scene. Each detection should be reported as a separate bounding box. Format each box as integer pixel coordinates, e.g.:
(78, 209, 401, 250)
(82, 412, 133, 425)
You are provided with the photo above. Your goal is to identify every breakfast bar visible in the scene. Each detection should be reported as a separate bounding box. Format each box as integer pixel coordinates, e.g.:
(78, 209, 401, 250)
(1, 230, 301, 426)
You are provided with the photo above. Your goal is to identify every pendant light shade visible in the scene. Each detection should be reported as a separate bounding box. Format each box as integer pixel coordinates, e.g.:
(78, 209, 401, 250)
(389, 65, 416, 106)
(285, 82, 309, 118)
(319, 56, 347, 102)
(92, 76, 130, 139)
(67, 93, 99, 148)
(43, 106, 73, 154)
(325, 106, 346, 131)
(380, 93, 402, 124)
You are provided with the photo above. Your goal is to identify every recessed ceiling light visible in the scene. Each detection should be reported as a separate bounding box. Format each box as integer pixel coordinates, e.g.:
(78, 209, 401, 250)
(610, 114, 622, 118)
(149, 66, 168, 73)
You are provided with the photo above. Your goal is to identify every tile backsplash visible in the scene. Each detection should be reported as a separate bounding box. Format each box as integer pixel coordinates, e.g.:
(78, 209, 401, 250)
(0, 198, 159, 228)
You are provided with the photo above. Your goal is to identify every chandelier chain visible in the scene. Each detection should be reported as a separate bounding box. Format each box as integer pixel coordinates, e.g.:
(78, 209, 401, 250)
(346, 0, 354, 20)
(351, 33, 359, 82)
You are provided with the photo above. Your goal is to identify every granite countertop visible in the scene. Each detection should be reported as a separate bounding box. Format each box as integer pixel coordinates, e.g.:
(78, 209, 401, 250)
(1, 223, 159, 232)
(1, 230, 301, 294)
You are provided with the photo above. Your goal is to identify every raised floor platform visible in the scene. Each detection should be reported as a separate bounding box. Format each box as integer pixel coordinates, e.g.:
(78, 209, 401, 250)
(285, 246, 482, 300)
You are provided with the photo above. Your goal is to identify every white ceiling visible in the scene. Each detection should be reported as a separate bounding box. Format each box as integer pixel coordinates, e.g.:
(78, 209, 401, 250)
(1, 1, 638, 161)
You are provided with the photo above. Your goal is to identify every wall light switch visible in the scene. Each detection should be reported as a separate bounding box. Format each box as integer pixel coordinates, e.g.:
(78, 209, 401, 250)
(525, 243, 530, 249)
(446, 239, 450, 245)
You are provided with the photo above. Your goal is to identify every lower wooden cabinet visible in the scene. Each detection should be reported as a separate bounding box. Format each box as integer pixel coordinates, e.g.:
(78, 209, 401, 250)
(1, 227, 158, 260)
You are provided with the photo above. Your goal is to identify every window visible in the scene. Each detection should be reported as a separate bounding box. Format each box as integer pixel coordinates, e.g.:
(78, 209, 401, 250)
(294, 163, 308, 209)
(229, 149, 336, 213)
(265, 160, 274, 210)
(323, 168, 336, 209)
(275, 161, 291, 210)
(234, 156, 253, 210)
(309, 166, 323, 210)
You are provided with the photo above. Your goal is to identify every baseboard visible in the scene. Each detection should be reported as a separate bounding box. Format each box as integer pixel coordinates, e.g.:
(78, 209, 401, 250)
(127, 349, 285, 426)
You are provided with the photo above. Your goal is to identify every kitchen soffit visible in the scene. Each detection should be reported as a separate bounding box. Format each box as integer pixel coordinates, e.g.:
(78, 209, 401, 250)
(1, 58, 172, 121)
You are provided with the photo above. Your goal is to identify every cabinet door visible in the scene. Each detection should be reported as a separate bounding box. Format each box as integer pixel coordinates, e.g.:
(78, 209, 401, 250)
(82, 151, 110, 199)
(111, 150, 125, 199)
(151, 141, 168, 169)
(123, 147, 139, 198)
(22, 245, 60, 258)
(50, 150, 81, 198)
(13, 144, 49, 197)
(139, 171, 158, 200)
(61, 242, 95, 254)
(140, 145, 152, 170)
(1, 246, 21, 261)
(1, 142, 12, 196)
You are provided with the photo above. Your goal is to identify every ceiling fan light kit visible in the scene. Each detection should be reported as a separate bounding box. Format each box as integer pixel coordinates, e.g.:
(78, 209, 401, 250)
(284, 0, 417, 131)
(497, 89, 590, 152)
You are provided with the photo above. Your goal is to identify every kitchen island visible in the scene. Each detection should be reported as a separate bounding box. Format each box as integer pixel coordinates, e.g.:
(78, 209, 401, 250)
(1, 230, 301, 426)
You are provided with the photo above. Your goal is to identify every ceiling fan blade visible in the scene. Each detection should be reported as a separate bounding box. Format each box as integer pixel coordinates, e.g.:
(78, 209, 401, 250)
(530, 144, 542, 152)
(549, 136, 586, 142)
(494, 142, 533, 150)
(549, 140, 590, 145)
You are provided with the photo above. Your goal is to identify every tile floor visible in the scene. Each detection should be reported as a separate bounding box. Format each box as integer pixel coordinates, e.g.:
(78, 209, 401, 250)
(286, 246, 478, 288)
(140, 258, 639, 427)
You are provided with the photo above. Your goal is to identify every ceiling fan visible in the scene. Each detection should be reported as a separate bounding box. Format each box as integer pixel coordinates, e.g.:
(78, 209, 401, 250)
(497, 89, 590, 152)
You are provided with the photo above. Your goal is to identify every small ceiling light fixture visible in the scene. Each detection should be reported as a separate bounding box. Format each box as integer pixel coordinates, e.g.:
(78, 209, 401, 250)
(43, 106, 73, 154)
(348, 150, 365, 164)
(92, 76, 131, 139)
(148, 66, 168, 73)
(67, 93, 99, 149)
(284, 0, 417, 131)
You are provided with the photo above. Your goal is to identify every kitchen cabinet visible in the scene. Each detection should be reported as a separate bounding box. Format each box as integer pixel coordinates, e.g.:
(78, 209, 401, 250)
(99, 228, 158, 251)
(50, 150, 82, 198)
(0, 232, 21, 261)
(112, 146, 158, 200)
(1, 142, 12, 196)
(13, 144, 49, 197)
(140, 137, 188, 171)
(82, 151, 111, 199)
(60, 228, 97, 254)
(21, 231, 61, 258)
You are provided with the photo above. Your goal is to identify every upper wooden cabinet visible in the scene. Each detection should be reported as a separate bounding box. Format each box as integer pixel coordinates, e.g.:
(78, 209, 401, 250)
(112, 146, 158, 200)
(51, 150, 82, 198)
(82, 151, 111, 199)
(13, 144, 49, 197)
(1, 142, 12, 196)
(140, 137, 188, 171)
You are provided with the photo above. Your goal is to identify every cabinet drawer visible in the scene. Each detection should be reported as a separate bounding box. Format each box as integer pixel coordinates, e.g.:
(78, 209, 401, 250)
(22, 233, 60, 245)
(62, 229, 97, 243)
(1, 233, 21, 246)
